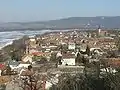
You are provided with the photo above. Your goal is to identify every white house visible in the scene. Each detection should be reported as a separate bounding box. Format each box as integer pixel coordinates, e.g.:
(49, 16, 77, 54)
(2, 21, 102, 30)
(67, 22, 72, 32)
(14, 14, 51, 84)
(68, 42, 75, 50)
(56, 51, 62, 58)
(90, 48, 104, 55)
(61, 54, 75, 66)
(80, 44, 87, 52)
(18, 63, 31, 68)
(61, 58, 75, 66)
(100, 67, 117, 74)
(30, 38, 35, 42)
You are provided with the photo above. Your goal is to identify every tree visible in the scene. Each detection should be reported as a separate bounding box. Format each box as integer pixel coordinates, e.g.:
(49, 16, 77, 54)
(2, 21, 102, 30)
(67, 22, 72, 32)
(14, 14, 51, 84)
(116, 37, 120, 51)
(33, 56, 47, 64)
(5, 65, 12, 75)
(57, 56, 62, 65)
(0, 50, 11, 62)
(32, 56, 41, 61)
(75, 52, 82, 63)
(85, 45, 90, 56)
(3, 36, 28, 61)
(107, 51, 116, 58)
(40, 56, 47, 64)
(59, 44, 68, 54)
(50, 53, 57, 62)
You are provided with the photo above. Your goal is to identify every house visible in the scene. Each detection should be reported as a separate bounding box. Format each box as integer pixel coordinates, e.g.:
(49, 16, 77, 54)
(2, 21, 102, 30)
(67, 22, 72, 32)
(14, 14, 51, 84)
(22, 55, 33, 63)
(99, 30, 108, 37)
(48, 45, 57, 49)
(29, 49, 38, 54)
(107, 58, 120, 67)
(56, 51, 62, 58)
(29, 36, 37, 48)
(32, 52, 44, 56)
(0, 64, 5, 70)
(80, 44, 87, 52)
(61, 53, 75, 66)
(8, 60, 19, 70)
(32, 52, 50, 57)
(17, 63, 31, 68)
(0, 64, 6, 76)
(41, 44, 47, 48)
(45, 48, 51, 52)
(68, 42, 75, 50)
(90, 48, 104, 55)
(100, 67, 117, 74)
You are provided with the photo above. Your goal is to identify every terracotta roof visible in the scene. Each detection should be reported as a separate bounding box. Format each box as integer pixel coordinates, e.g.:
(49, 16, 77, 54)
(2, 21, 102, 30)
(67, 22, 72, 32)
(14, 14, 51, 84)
(32, 52, 44, 56)
(0, 64, 5, 70)
(62, 53, 75, 58)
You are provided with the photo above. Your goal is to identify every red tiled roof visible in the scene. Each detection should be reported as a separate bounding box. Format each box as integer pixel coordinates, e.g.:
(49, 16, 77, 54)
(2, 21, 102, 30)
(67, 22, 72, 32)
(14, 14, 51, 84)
(0, 64, 5, 70)
(32, 52, 44, 56)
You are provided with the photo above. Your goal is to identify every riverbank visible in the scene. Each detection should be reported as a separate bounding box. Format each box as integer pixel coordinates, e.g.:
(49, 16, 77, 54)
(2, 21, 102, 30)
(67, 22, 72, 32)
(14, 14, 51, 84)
(0, 29, 71, 50)
(0, 30, 52, 49)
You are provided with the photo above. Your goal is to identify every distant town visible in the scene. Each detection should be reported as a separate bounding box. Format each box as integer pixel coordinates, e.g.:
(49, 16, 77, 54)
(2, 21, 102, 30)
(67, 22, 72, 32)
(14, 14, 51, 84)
(0, 27, 120, 90)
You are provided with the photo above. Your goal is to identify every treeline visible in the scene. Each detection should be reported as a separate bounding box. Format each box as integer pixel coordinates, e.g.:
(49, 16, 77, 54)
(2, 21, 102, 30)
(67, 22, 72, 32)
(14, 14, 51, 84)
(2, 36, 28, 61)
(49, 63, 120, 90)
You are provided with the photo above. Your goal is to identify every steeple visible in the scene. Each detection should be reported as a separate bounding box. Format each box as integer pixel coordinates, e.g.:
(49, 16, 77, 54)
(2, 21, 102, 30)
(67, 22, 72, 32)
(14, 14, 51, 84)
(98, 25, 101, 34)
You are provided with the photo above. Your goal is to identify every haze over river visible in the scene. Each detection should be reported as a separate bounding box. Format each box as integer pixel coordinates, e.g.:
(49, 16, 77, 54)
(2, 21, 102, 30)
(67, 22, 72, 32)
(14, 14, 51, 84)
(0, 30, 54, 49)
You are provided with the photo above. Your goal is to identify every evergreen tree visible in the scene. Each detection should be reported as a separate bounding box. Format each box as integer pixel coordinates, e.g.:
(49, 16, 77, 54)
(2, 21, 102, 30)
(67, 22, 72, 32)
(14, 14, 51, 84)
(75, 52, 81, 63)
(86, 45, 90, 56)
(116, 37, 120, 52)
(50, 53, 57, 62)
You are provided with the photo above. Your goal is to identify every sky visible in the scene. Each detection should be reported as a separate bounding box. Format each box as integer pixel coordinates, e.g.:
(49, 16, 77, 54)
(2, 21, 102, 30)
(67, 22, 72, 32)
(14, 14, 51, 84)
(0, 0, 120, 22)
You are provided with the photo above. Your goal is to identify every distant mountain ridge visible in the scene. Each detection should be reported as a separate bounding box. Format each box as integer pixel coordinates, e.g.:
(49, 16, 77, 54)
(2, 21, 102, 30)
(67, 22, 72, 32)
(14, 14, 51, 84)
(0, 16, 120, 31)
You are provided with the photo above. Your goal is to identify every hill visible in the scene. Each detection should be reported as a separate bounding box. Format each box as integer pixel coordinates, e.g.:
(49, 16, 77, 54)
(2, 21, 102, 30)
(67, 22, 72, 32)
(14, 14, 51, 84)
(0, 16, 120, 31)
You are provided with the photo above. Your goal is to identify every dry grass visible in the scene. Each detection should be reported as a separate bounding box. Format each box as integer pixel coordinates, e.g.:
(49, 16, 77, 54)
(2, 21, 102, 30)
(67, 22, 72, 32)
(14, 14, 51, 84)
(0, 76, 11, 84)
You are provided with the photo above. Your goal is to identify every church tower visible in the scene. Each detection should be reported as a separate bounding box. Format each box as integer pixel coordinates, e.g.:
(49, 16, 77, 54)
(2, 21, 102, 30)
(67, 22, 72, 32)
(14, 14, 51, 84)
(98, 25, 101, 34)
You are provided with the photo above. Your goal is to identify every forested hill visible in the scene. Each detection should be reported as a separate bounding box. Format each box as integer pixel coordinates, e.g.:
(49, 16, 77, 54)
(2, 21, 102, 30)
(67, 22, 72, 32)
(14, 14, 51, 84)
(0, 16, 120, 31)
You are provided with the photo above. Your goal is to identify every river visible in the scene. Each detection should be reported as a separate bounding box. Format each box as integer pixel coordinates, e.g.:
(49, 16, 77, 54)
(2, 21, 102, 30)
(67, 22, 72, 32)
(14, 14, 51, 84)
(0, 30, 53, 49)
(0, 30, 71, 49)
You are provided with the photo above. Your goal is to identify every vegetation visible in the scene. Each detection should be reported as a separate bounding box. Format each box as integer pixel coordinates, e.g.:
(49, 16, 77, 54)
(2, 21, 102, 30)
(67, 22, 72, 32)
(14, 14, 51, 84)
(0, 50, 11, 62)
(3, 36, 28, 61)
(5, 66, 11, 75)
(116, 37, 120, 51)
(75, 52, 82, 63)
(50, 73, 107, 90)
(32, 56, 41, 61)
(49, 59, 120, 90)
(50, 52, 57, 62)
(85, 45, 90, 56)
(56, 44, 68, 53)
(32, 56, 47, 64)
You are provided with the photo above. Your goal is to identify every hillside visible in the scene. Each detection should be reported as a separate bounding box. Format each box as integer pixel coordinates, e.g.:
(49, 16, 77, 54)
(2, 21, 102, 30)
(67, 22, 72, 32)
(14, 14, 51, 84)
(0, 16, 120, 31)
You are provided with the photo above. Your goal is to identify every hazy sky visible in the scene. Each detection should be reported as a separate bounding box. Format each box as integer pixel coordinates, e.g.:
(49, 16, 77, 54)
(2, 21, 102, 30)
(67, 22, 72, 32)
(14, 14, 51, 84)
(0, 0, 119, 22)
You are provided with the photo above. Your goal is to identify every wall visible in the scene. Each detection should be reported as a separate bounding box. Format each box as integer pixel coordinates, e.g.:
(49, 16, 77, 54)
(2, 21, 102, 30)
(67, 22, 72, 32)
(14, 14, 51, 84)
(62, 58, 75, 65)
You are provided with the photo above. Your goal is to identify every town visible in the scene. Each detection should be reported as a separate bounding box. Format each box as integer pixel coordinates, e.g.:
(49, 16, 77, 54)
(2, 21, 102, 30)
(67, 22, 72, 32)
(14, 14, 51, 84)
(0, 27, 120, 90)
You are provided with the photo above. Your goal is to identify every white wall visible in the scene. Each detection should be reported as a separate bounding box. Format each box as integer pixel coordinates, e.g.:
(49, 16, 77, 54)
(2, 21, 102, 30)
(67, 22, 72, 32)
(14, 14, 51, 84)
(22, 55, 32, 63)
(62, 58, 75, 65)
(30, 38, 35, 42)
(18, 64, 31, 68)
(68, 43, 75, 50)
